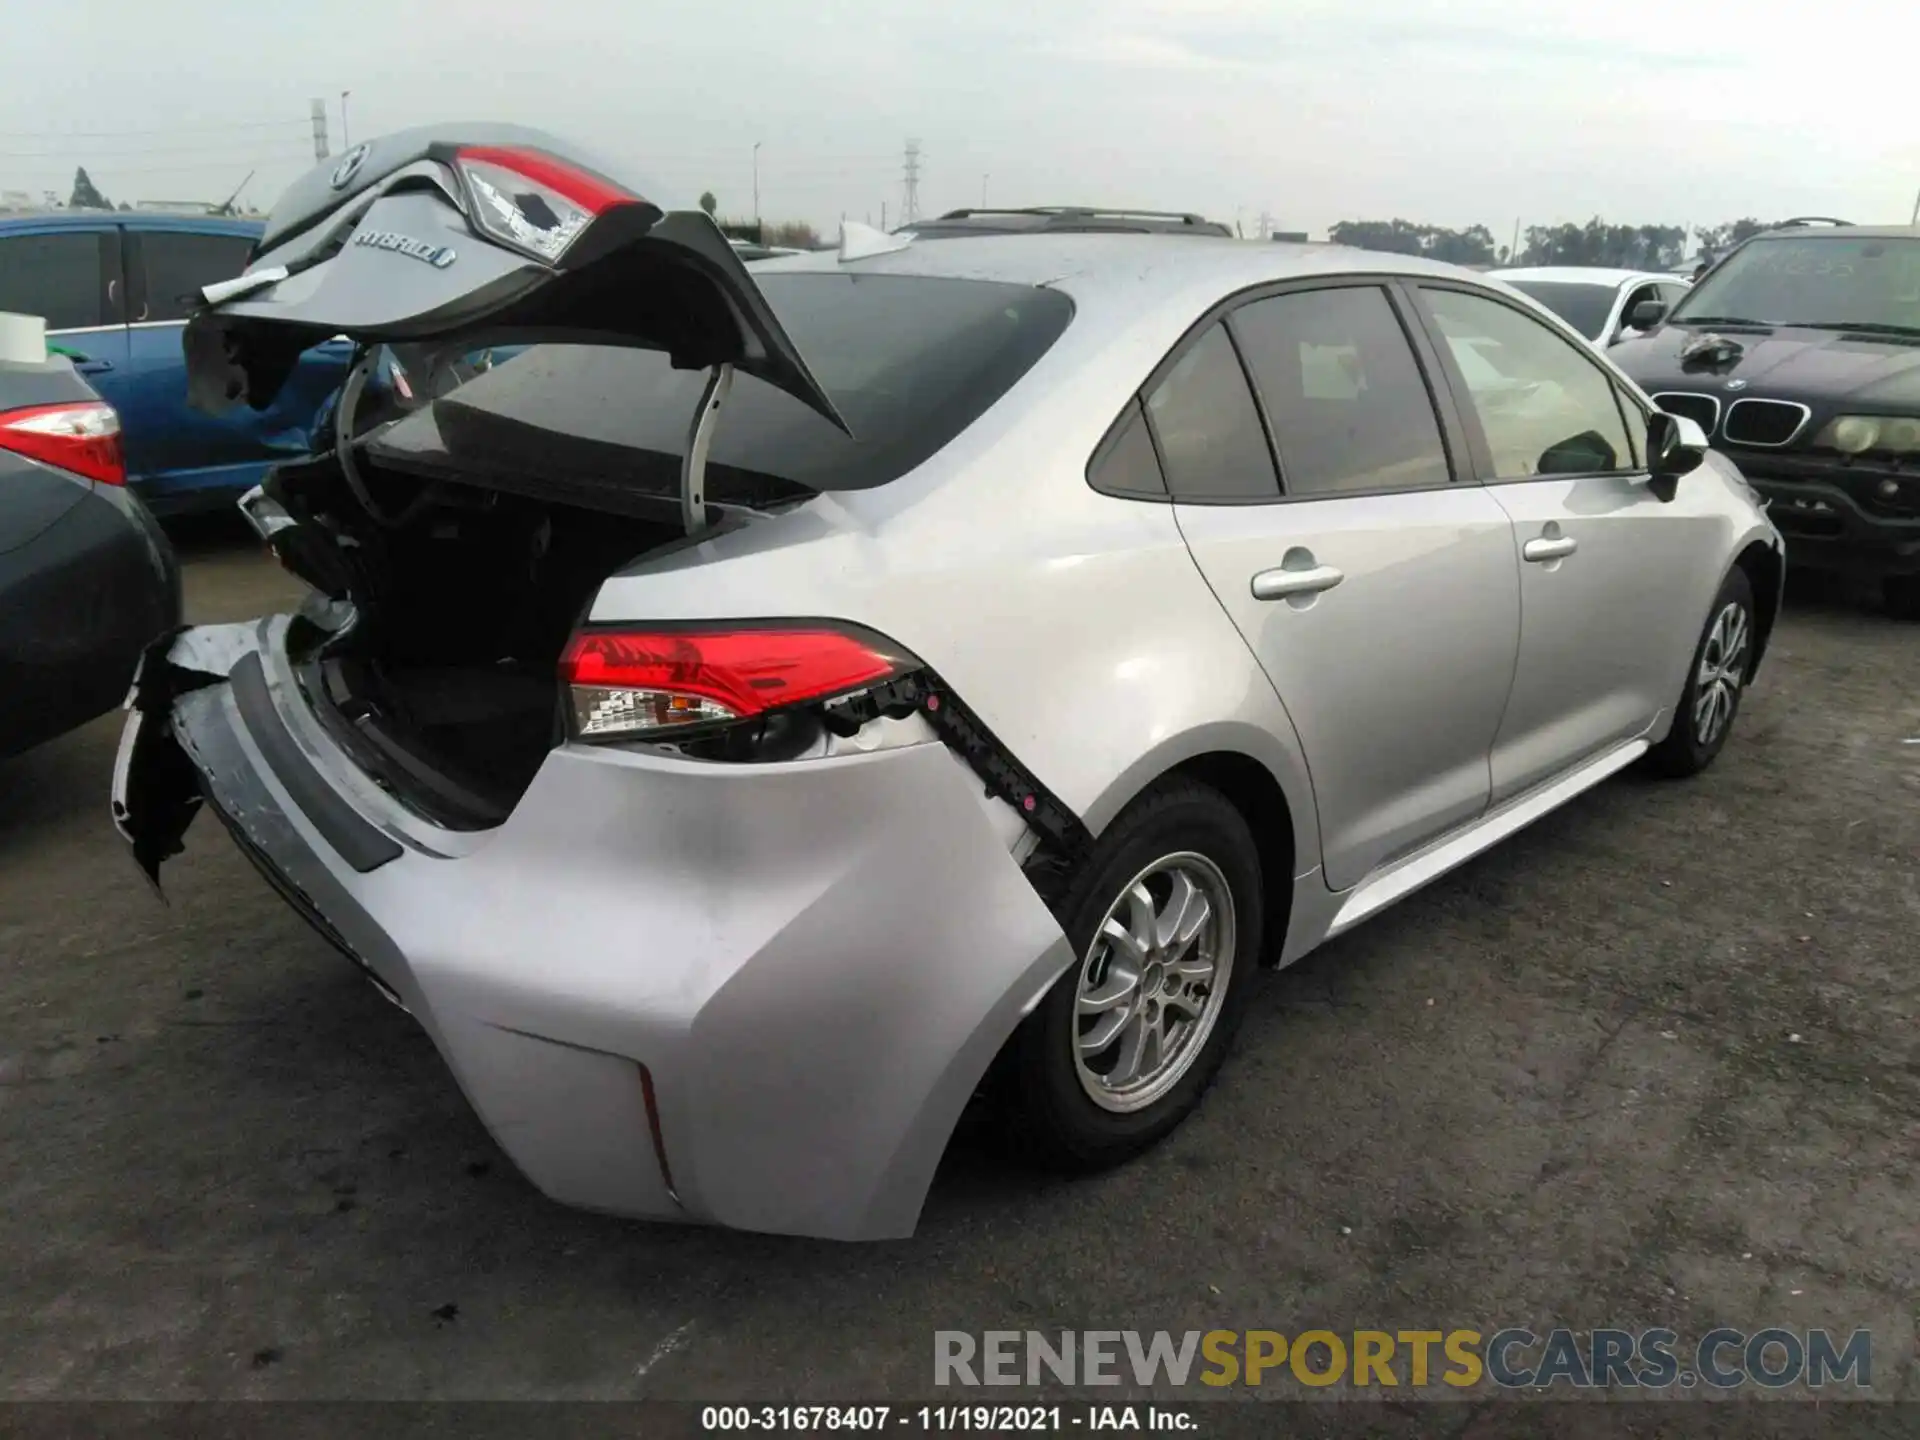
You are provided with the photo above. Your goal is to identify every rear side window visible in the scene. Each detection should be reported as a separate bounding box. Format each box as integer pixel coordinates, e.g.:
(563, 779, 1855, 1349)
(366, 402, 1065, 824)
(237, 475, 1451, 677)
(137, 231, 255, 323)
(1230, 286, 1451, 498)
(1087, 399, 1166, 498)
(0, 231, 108, 330)
(370, 273, 1074, 501)
(1142, 324, 1278, 501)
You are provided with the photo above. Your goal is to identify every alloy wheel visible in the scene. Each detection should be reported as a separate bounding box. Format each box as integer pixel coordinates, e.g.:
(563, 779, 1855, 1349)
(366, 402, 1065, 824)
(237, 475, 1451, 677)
(1071, 852, 1235, 1114)
(1693, 600, 1750, 747)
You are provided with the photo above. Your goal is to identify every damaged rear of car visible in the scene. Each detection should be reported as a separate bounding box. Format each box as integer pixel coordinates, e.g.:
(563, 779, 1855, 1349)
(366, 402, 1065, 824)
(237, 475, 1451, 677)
(112, 126, 1084, 1239)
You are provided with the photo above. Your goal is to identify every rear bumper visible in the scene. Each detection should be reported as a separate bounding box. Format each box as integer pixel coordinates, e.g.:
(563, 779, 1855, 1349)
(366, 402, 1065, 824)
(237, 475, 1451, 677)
(124, 618, 1070, 1240)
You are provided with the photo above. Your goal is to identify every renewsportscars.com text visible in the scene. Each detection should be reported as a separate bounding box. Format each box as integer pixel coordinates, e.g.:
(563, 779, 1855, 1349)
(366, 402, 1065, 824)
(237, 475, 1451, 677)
(934, 1328, 1872, 1391)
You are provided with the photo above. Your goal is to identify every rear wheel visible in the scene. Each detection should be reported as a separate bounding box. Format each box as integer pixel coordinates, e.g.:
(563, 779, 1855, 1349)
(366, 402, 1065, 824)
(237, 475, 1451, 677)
(1883, 574, 1920, 621)
(1001, 780, 1262, 1171)
(1644, 566, 1755, 778)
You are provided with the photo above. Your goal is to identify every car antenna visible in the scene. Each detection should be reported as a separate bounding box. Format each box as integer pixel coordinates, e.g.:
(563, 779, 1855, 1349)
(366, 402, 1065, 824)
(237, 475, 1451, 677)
(212, 170, 255, 218)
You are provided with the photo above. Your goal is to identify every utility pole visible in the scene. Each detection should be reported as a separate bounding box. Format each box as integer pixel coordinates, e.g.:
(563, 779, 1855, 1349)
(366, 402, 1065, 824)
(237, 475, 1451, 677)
(340, 91, 352, 148)
(881, 200, 887, 231)
(1257, 209, 1273, 240)
(1509, 216, 1521, 263)
(310, 99, 330, 161)
(902, 139, 921, 225)
(981, 173, 989, 209)
(1910, 187, 1919, 225)
(752, 141, 762, 226)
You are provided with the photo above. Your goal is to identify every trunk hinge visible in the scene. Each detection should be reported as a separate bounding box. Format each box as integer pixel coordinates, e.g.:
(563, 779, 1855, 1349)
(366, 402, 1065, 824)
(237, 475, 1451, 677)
(681, 362, 735, 537)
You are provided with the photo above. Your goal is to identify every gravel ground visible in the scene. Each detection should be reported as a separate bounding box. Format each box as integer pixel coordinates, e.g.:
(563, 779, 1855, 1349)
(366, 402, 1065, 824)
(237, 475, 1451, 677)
(2, 523, 1915, 1416)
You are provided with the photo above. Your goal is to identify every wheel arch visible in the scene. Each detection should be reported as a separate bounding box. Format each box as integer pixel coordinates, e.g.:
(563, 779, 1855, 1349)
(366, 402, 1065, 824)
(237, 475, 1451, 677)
(1078, 727, 1313, 967)
(1732, 537, 1783, 681)
(1166, 750, 1299, 967)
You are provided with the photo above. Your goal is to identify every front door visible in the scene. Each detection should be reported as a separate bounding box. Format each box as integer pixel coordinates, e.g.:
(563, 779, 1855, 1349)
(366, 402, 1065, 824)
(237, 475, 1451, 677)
(1154, 285, 1521, 891)
(1411, 283, 1707, 804)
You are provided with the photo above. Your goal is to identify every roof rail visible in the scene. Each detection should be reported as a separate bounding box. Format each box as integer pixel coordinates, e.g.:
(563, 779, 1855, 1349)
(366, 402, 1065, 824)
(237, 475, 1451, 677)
(934, 206, 1216, 225)
(1771, 216, 1853, 229)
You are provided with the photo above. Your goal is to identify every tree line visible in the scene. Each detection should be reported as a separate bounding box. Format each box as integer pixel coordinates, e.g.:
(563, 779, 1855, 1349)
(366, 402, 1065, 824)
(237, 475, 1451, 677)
(1327, 216, 1780, 270)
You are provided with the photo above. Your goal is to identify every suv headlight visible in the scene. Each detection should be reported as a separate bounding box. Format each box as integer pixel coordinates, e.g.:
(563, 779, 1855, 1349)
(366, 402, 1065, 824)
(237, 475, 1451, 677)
(1816, 414, 1920, 455)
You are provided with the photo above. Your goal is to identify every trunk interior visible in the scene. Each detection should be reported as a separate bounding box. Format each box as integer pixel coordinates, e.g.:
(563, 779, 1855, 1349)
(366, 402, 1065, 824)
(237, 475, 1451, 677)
(263, 449, 691, 830)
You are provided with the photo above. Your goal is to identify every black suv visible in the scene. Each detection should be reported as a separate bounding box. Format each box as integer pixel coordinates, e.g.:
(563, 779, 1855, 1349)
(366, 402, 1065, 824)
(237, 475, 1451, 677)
(1611, 222, 1920, 616)
(897, 207, 1233, 240)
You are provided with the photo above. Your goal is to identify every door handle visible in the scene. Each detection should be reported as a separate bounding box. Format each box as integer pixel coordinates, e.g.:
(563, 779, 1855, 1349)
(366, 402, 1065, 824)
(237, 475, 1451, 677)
(1252, 563, 1345, 600)
(75, 358, 115, 375)
(1522, 535, 1578, 563)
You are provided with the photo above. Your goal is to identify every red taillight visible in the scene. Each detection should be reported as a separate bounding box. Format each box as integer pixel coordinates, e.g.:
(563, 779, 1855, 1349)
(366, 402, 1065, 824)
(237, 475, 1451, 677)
(559, 624, 917, 743)
(0, 402, 124, 485)
(454, 145, 636, 264)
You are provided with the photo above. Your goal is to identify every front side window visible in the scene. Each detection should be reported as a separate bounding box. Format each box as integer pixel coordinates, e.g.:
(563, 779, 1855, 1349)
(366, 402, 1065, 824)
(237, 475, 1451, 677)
(1230, 286, 1450, 499)
(1670, 235, 1920, 332)
(1142, 323, 1279, 501)
(0, 231, 107, 331)
(1421, 287, 1635, 480)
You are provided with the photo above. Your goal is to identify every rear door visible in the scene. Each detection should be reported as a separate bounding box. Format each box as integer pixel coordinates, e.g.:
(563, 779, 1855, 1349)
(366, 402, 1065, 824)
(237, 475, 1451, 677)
(1160, 282, 1521, 891)
(122, 224, 349, 502)
(1410, 282, 1703, 803)
(0, 222, 129, 383)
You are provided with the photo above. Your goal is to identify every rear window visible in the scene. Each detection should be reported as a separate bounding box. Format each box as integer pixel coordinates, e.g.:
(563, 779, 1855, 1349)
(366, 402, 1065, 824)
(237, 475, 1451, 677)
(1503, 281, 1618, 341)
(369, 273, 1073, 506)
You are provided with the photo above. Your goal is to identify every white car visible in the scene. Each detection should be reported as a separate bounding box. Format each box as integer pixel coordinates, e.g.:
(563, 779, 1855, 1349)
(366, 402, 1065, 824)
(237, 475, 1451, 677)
(1491, 267, 1692, 347)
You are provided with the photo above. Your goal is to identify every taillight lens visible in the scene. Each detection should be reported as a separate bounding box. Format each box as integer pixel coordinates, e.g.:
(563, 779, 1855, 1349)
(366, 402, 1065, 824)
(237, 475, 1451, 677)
(454, 145, 635, 264)
(559, 624, 918, 743)
(0, 402, 124, 485)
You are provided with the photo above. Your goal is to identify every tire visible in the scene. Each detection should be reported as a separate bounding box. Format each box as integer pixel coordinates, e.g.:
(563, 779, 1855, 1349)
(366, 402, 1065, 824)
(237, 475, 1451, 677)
(1643, 565, 1756, 778)
(1883, 574, 1920, 621)
(1000, 779, 1263, 1172)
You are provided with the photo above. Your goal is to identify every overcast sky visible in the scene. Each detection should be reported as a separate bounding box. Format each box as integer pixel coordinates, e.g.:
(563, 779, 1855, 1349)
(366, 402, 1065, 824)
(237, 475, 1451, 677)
(4, 0, 1914, 239)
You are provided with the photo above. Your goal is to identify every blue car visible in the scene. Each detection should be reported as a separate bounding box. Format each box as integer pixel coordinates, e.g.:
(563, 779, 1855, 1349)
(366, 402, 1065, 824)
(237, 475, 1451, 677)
(0, 211, 353, 515)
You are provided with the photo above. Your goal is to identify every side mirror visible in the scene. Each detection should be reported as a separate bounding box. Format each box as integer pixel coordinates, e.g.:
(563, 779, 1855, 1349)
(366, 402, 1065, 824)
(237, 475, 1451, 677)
(1646, 409, 1708, 501)
(1627, 298, 1668, 331)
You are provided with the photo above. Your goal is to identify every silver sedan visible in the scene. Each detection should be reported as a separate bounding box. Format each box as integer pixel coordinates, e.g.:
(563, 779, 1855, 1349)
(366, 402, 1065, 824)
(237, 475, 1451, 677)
(114, 126, 1783, 1239)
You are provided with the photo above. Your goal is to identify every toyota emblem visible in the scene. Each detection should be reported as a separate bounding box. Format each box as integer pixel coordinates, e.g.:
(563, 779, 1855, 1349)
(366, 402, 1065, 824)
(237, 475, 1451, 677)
(330, 144, 371, 191)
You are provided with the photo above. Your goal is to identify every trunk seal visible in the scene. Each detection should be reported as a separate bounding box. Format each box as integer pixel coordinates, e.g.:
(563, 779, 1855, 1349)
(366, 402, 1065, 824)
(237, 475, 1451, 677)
(230, 651, 403, 873)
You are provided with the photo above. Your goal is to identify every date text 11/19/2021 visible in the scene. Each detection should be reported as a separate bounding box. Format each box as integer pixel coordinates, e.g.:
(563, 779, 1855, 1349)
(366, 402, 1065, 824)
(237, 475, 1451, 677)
(700, 1405, 1191, 1432)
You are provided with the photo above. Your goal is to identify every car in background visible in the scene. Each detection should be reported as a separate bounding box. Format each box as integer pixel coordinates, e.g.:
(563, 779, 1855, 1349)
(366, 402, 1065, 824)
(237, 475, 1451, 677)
(1, 349, 178, 758)
(1610, 223, 1920, 617)
(1492, 267, 1691, 347)
(897, 207, 1233, 239)
(729, 238, 807, 261)
(0, 212, 353, 517)
(115, 125, 1780, 1241)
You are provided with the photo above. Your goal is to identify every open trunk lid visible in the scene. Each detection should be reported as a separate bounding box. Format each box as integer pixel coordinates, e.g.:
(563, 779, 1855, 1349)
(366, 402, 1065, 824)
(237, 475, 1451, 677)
(183, 123, 846, 436)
